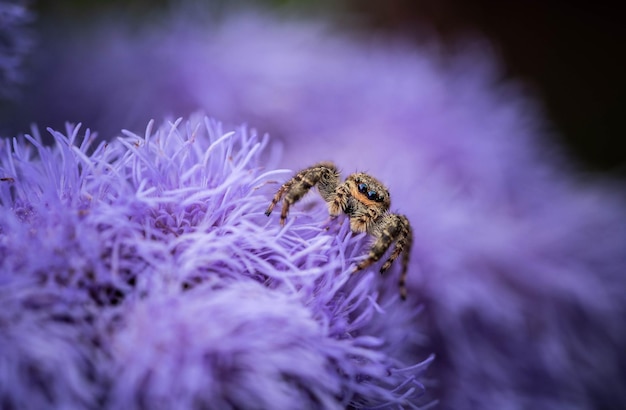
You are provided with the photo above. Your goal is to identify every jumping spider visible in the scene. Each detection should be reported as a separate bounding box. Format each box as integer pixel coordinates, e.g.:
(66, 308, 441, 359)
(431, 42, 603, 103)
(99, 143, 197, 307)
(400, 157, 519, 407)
(265, 162, 412, 300)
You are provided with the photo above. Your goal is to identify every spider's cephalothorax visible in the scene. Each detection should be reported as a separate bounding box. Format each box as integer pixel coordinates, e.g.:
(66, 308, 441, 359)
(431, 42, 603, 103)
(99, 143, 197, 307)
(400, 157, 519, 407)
(265, 162, 413, 300)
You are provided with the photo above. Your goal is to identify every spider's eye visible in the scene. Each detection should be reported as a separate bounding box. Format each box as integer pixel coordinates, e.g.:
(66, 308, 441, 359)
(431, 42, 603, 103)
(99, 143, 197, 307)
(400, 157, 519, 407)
(367, 190, 378, 201)
(358, 183, 368, 194)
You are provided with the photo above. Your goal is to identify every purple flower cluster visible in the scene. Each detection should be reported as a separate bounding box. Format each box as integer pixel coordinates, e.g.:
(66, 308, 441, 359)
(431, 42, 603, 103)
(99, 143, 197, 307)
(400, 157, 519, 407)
(0, 116, 433, 409)
(2, 5, 626, 409)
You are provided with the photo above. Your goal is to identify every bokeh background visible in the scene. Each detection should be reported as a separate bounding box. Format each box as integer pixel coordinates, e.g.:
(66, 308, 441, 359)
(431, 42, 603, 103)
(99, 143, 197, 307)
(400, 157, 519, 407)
(2, 0, 625, 178)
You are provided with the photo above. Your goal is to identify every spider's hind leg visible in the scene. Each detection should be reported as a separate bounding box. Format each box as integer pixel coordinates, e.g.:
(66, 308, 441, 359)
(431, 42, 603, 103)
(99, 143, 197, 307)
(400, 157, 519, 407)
(381, 215, 412, 300)
(354, 214, 412, 300)
(353, 216, 396, 272)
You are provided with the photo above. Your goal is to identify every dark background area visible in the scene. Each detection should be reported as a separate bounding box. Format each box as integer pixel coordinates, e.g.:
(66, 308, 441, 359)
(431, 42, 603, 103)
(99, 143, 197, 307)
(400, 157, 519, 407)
(15, 0, 626, 178)
(348, 0, 625, 178)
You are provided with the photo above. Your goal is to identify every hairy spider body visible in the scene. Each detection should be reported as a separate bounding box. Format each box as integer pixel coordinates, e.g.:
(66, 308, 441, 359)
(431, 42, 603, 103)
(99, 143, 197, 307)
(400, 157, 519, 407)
(265, 162, 413, 300)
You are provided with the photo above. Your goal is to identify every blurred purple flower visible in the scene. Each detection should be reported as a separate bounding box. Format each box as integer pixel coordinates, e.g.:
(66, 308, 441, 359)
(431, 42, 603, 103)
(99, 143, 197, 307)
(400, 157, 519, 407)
(0, 115, 433, 409)
(0, 0, 33, 100)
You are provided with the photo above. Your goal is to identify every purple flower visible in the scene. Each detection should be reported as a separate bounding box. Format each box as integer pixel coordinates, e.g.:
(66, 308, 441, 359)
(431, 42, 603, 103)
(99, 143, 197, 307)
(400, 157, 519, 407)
(3, 7, 626, 409)
(0, 116, 433, 409)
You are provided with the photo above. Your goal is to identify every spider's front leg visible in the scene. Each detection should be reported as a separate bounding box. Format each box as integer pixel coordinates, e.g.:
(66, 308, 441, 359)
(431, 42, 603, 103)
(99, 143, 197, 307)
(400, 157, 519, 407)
(265, 162, 340, 225)
(354, 214, 412, 300)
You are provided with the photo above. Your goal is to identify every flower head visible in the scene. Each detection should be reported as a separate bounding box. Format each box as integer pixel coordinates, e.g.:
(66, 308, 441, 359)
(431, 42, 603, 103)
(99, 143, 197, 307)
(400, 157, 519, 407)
(0, 115, 433, 409)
